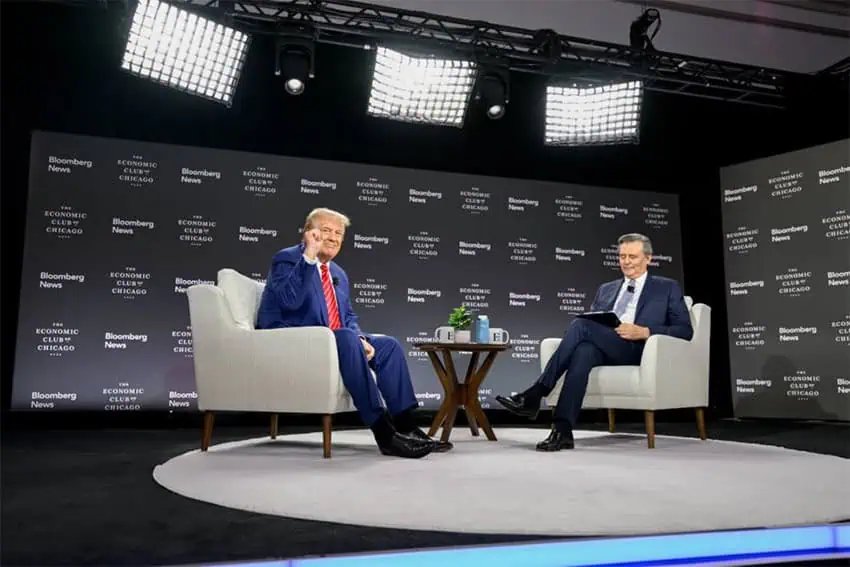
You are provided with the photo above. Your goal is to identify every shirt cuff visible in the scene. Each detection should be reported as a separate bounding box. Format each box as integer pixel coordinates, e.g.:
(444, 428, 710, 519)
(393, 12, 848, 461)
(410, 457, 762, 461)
(302, 254, 318, 265)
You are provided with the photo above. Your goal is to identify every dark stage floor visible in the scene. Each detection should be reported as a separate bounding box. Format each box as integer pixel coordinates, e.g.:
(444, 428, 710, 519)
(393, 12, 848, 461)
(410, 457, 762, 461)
(2, 415, 848, 566)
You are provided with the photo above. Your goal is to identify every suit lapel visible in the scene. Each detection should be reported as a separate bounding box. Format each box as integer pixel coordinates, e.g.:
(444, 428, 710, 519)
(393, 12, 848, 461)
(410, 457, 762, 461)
(634, 274, 654, 321)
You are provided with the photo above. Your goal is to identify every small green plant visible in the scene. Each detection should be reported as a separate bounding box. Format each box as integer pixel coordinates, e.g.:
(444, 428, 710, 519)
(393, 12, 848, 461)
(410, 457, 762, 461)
(447, 306, 472, 330)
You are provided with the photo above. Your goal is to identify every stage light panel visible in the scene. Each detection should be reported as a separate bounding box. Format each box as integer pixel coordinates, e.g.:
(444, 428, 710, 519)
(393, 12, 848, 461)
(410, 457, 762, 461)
(121, 0, 250, 106)
(545, 81, 643, 146)
(367, 47, 477, 127)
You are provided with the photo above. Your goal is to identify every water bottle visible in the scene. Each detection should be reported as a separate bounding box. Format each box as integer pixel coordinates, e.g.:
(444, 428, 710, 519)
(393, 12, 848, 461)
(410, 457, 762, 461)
(475, 315, 490, 343)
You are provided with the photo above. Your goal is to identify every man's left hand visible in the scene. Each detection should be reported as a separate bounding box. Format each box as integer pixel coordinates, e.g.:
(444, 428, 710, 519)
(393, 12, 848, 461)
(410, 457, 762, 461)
(615, 323, 650, 341)
(360, 337, 375, 361)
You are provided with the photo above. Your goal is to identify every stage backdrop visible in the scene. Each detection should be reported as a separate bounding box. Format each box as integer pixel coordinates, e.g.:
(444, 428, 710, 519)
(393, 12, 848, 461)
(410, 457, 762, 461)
(720, 138, 850, 421)
(13, 130, 684, 412)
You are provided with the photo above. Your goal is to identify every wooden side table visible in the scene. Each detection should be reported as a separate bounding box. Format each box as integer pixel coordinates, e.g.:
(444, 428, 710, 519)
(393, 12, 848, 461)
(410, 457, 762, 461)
(415, 342, 510, 442)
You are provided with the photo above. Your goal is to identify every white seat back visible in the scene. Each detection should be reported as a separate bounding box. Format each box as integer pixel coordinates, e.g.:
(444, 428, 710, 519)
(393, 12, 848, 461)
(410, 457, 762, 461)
(217, 268, 265, 330)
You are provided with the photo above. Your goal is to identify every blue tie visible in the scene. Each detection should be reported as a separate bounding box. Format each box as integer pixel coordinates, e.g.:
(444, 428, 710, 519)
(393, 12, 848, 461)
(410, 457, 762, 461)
(613, 280, 635, 318)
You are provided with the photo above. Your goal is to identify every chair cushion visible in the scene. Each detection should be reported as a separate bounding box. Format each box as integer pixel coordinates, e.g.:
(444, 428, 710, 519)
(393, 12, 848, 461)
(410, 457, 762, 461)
(586, 365, 641, 396)
(217, 269, 266, 330)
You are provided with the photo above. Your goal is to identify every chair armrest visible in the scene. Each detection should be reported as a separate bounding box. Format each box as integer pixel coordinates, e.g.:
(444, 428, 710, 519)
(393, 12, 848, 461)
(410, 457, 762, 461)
(639, 334, 708, 408)
(188, 285, 346, 412)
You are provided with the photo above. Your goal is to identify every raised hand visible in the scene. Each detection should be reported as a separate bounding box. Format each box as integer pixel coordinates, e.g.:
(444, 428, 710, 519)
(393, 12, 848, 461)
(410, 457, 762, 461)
(304, 228, 323, 260)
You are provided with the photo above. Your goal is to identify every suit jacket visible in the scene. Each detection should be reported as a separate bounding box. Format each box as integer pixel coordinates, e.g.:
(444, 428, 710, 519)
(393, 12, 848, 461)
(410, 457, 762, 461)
(256, 243, 362, 333)
(590, 274, 693, 341)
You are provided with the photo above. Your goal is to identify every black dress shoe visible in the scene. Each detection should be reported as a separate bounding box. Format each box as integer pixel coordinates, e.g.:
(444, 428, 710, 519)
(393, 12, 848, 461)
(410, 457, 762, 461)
(495, 393, 540, 419)
(378, 431, 435, 458)
(536, 428, 575, 451)
(405, 428, 453, 452)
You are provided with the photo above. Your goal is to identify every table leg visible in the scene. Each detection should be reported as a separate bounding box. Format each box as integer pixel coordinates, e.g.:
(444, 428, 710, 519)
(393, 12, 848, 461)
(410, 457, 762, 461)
(466, 351, 499, 441)
(425, 351, 454, 437)
(463, 352, 481, 436)
(439, 349, 462, 442)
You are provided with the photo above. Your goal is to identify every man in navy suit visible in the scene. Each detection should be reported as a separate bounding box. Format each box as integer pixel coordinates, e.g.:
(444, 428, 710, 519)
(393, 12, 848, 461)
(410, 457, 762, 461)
(496, 233, 693, 451)
(257, 208, 450, 458)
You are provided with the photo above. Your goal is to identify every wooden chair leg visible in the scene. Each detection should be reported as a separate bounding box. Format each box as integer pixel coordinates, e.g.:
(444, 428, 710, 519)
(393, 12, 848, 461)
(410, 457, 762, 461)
(322, 414, 332, 459)
(607, 408, 616, 433)
(270, 414, 279, 440)
(644, 410, 655, 449)
(695, 407, 707, 440)
(201, 411, 215, 451)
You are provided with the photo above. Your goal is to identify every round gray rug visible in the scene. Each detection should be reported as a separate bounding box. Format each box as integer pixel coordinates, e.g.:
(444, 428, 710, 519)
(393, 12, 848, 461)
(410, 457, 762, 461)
(153, 428, 850, 536)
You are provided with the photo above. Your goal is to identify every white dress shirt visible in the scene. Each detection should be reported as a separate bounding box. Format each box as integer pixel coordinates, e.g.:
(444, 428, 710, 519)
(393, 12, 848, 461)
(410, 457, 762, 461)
(612, 271, 648, 324)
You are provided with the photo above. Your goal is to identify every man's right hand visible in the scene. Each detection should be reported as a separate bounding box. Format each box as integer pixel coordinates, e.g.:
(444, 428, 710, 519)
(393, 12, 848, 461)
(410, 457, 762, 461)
(304, 228, 323, 260)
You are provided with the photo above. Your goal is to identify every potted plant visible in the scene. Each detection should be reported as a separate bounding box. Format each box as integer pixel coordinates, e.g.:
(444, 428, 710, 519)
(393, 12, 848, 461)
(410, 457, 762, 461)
(448, 306, 472, 343)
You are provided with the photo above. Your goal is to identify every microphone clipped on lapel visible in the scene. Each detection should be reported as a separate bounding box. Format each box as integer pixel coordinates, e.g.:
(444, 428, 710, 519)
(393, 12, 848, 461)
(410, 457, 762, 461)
(332, 276, 339, 286)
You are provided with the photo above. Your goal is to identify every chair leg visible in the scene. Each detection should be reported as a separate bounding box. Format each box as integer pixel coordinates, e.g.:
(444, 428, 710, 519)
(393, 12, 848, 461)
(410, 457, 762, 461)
(607, 408, 616, 433)
(322, 414, 332, 459)
(201, 411, 215, 451)
(270, 414, 279, 440)
(644, 410, 655, 449)
(695, 407, 707, 440)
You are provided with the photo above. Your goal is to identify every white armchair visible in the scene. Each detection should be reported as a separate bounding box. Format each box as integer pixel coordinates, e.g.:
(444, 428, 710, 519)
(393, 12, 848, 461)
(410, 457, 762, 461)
(540, 297, 710, 448)
(186, 268, 355, 457)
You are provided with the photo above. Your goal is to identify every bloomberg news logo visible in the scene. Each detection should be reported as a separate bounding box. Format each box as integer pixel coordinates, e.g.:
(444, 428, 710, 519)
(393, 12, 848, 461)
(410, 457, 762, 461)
(38, 271, 85, 290)
(723, 183, 757, 203)
(112, 217, 155, 236)
(47, 155, 92, 175)
(103, 331, 148, 350)
(407, 286, 441, 304)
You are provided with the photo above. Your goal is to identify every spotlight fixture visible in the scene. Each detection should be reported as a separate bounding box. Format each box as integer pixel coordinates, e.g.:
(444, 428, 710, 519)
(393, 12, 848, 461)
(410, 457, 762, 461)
(544, 81, 643, 146)
(367, 46, 478, 127)
(475, 68, 510, 120)
(629, 9, 661, 51)
(121, 0, 250, 106)
(275, 37, 315, 95)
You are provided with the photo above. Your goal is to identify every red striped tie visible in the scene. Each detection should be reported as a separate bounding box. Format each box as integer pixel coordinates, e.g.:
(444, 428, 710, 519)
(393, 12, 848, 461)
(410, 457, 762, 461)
(320, 264, 342, 330)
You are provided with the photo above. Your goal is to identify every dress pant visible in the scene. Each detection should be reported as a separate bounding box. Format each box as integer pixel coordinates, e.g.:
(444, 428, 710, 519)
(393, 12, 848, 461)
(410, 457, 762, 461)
(535, 318, 644, 427)
(333, 328, 417, 425)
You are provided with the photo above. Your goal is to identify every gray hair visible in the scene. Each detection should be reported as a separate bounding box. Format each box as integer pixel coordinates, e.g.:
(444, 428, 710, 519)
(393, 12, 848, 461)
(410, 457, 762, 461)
(617, 233, 653, 256)
(303, 207, 351, 230)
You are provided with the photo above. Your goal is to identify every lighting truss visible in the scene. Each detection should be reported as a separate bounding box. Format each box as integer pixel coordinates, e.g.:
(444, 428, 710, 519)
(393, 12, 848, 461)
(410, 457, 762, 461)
(170, 0, 802, 109)
(121, 0, 250, 106)
(367, 47, 477, 127)
(545, 81, 643, 146)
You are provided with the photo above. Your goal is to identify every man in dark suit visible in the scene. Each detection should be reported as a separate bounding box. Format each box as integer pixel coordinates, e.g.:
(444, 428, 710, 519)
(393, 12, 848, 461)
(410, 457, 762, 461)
(496, 233, 693, 451)
(257, 208, 450, 458)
